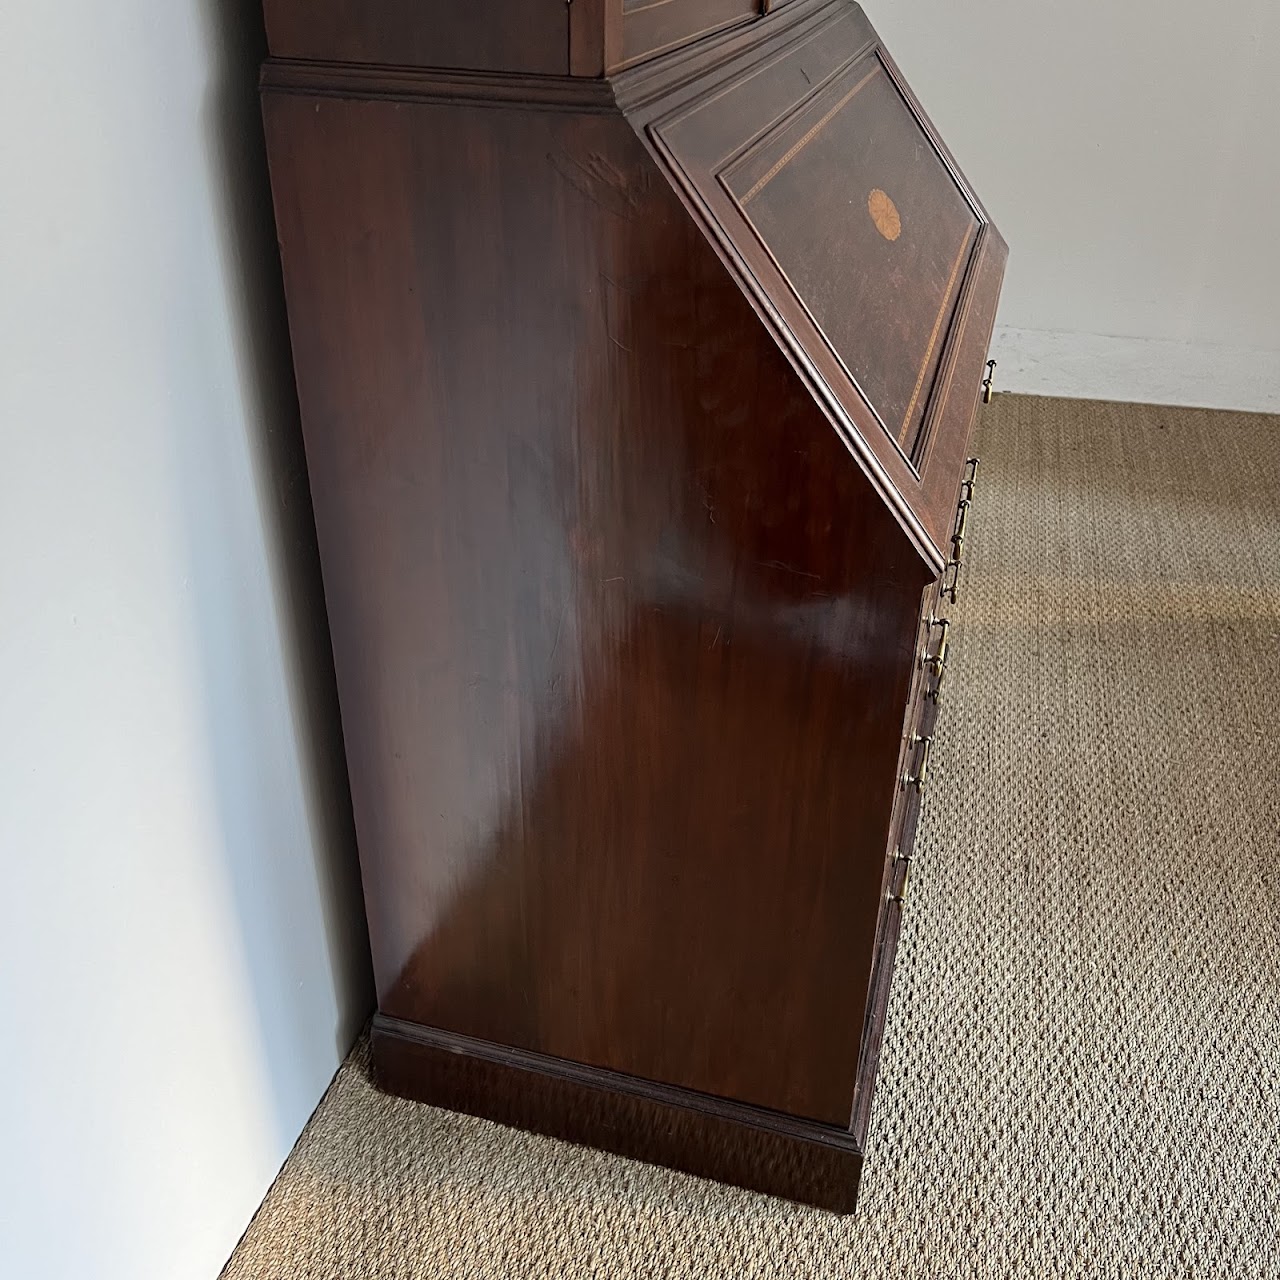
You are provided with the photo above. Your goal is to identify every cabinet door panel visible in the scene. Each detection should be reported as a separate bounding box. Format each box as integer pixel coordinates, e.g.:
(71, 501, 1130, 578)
(721, 61, 979, 460)
(633, 0, 1007, 560)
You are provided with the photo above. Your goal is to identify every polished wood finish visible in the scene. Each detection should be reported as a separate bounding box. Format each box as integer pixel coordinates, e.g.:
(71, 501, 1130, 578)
(263, 79, 927, 1125)
(619, 0, 1005, 556)
(262, 0, 765, 76)
(373, 1014, 863, 1212)
(264, 0, 570, 75)
(261, 0, 1006, 1209)
(852, 575, 942, 1145)
(618, 0, 758, 69)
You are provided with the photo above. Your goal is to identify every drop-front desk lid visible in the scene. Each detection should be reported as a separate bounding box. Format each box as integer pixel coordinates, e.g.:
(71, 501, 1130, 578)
(616, 0, 1008, 565)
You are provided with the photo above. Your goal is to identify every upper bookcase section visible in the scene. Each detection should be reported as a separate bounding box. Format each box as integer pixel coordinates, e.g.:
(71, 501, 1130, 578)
(262, 0, 780, 76)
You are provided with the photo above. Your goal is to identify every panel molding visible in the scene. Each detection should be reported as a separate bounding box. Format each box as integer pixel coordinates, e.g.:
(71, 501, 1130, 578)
(631, 11, 1006, 567)
(259, 60, 617, 113)
(720, 53, 983, 463)
(371, 1015, 866, 1212)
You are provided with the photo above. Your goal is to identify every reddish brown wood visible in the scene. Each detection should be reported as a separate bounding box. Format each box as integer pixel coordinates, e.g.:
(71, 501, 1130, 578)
(570, 0, 614, 77)
(260, 0, 1006, 1210)
(619, 0, 1008, 558)
(851, 577, 939, 1144)
(618, 0, 758, 69)
(263, 80, 929, 1125)
(262, 0, 765, 77)
(372, 1014, 864, 1212)
(263, 0, 570, 74)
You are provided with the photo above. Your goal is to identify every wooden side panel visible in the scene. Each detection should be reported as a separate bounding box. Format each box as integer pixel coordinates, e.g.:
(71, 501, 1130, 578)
(262, 83, 929, 1127)
(263, 0, 568, 75)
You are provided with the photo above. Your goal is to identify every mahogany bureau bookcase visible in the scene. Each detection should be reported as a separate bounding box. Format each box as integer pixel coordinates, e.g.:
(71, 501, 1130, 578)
(260, 0, 1007, 1212)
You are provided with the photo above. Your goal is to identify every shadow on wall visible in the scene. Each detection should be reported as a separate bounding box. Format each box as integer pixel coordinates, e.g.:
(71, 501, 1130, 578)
(194, 0, 376, 1140)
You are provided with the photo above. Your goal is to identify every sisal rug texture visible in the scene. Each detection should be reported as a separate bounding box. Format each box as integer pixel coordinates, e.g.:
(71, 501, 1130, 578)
(222, 395, 1280, 1279)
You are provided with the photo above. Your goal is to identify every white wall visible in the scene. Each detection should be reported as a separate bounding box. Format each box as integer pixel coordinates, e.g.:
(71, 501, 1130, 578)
(872, 0, 1280, 412)
(0, 3, 373, 1278)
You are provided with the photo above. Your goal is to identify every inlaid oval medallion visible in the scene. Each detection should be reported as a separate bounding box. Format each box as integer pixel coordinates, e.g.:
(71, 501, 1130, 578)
(868, 188, 901, 241)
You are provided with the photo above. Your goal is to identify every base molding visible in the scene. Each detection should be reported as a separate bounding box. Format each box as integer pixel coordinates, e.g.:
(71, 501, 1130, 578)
(370, 1014, 864, 1213)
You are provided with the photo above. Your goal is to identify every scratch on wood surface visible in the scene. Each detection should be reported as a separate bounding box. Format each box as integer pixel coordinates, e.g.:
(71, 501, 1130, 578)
(757, 560, 822, 580)
(547, 150, 648, 219)
(547, 600, 569, 666)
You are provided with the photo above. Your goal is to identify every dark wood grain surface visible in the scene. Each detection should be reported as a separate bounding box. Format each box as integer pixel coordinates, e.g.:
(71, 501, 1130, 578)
(373, 1014, 865, 1212)
(724, 60, 979, 456)
(620, 0, 1008, 562)
(263, 0, 571, 74)
(263, 82, 931, 1126)
(619, 0, 758, 69)
(260, 0, 1006, 1208)
(263, 0, 769, 77)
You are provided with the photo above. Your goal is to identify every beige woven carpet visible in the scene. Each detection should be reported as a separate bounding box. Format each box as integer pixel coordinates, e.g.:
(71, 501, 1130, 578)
(223, 395, 1280, 1279)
